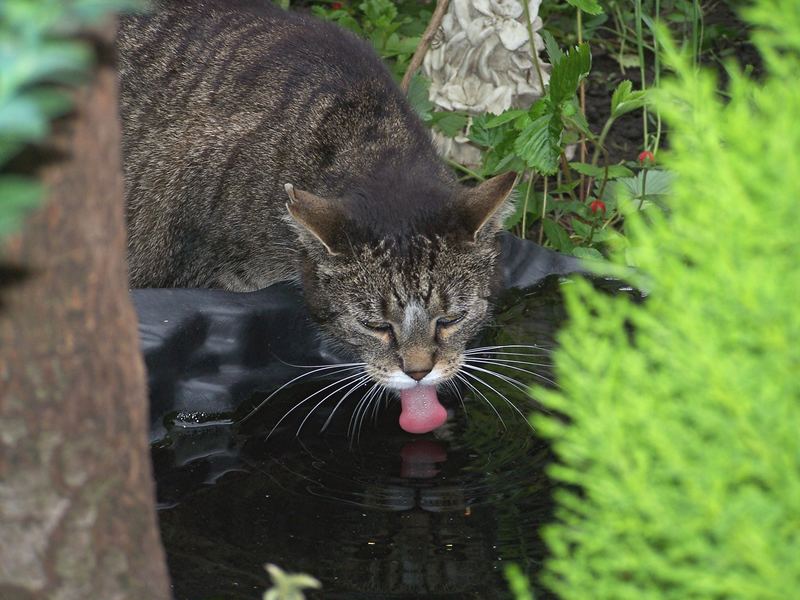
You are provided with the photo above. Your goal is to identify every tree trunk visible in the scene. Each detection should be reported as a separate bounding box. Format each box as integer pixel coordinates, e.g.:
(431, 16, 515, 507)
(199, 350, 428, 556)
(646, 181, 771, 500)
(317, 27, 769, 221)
(0, 29, 171, 600)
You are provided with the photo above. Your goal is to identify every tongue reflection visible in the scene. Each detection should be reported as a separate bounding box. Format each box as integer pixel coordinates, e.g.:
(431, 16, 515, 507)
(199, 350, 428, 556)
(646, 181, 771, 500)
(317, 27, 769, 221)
(399, 385, 447, 434)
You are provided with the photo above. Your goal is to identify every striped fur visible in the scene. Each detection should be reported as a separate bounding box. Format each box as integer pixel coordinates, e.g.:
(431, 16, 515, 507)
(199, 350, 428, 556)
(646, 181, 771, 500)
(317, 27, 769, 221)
(119, 0, 516, 387)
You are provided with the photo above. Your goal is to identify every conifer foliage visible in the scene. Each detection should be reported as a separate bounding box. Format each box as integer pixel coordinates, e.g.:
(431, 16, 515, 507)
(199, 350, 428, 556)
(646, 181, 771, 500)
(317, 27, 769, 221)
(536, 0, 800, 596)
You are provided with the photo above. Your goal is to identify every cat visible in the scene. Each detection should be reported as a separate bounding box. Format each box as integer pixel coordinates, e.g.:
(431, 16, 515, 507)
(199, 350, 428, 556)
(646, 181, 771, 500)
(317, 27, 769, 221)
(118, 0, 517, 434)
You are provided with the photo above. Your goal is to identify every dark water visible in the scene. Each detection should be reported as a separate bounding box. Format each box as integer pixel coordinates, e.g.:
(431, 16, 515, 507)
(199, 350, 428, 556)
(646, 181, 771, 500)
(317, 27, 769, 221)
(151, 277, 625, 599)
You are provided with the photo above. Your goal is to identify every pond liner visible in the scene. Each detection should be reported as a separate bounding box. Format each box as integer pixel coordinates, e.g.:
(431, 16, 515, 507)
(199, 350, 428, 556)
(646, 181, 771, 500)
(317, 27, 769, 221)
(133, 233, 585, 442)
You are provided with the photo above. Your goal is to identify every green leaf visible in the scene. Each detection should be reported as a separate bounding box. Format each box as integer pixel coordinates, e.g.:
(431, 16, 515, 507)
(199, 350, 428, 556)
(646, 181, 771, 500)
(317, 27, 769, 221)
(541, 30, 565, 66)
(23, 88, 74, 121)
(571, 218, 592, 238)
(4, 41, 92, 91)
(514, 112, 563, 175)
(407, 74, 433, 120)
(571, 246, 604, 260)
(563, 101, 593, 136)
(565, 0, 604, 16)
(0, 176, 43, 239)
(610, 80, 648, 118)
(469, 113, 514, 149)
(430, 111, 468, 137)
(611, 170, 675, 199)
(552, 180, 581, 194)
(504, 182, 539, 228)
(549, 43, 592, 106)
(0, 96, 49, 142)
(569, 162, 634, 178)
(542, 219, 574, 251)
(485, 109, 528, 128)
(491, 150, 525, 175)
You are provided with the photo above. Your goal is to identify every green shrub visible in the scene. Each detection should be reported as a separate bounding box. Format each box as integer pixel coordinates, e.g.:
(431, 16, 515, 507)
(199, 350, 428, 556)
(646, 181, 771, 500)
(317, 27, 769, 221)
(534, 0, 800, 597)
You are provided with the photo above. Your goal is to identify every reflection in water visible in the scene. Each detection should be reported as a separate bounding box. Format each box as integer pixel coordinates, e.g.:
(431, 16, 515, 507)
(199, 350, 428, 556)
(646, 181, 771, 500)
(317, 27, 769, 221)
(152, 278, 626, 599)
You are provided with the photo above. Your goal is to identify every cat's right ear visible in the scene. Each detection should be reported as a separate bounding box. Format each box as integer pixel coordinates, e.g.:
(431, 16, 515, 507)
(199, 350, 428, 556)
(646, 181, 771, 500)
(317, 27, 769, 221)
(284, 183, 346, 255)
(462, 172, 518, 241)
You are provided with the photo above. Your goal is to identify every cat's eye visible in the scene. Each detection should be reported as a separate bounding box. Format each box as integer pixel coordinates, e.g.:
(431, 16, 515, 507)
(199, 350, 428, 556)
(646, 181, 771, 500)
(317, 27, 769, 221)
(362, 320, 393, 333)
(436, 312, 466, 328)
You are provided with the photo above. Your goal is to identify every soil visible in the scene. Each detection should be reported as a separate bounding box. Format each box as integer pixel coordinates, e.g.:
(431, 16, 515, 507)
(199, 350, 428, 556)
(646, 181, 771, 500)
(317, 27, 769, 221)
(583, 0, 762, 164)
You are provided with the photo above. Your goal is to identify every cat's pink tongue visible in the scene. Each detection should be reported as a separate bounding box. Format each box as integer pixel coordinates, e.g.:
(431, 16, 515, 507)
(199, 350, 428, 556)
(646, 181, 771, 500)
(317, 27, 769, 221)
(399, 385, 447, 434)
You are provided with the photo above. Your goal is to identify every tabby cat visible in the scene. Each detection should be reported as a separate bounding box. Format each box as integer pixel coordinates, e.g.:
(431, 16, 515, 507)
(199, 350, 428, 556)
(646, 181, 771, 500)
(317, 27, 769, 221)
(118, 0, 517, 433)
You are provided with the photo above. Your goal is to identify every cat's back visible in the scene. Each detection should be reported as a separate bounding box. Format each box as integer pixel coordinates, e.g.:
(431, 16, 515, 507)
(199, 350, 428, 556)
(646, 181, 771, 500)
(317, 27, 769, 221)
(119, 0, 439, 291)
(119, 0, 397, 122)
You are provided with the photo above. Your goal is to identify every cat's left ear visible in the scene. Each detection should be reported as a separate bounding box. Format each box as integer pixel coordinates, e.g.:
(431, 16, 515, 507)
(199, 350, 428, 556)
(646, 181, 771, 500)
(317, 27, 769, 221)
(462, 172, 518, 241)
(284, 183, 346, 255)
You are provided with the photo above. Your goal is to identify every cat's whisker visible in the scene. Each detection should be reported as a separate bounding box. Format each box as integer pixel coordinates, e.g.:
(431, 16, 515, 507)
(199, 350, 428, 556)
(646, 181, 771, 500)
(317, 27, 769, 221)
(349, 382, 382, 441)
(462, 363, 556, 416)
(454, 372, 506, 430)
(465, 346, 553, 357)
(273, 356, 367, 370)
(465, 343, 554, 351)
(444, 379, 467, 416)
(296, 373, 371, 437)
(365, 385, 386, 436)
(348, 382, 378, 439)
(321, 377, 373, 432)
(458, 369, 534, 431)
(461, 362, 546, 396)
(266, 371, 366, 440)
(463, 359, 558, 388)
(241, 363, 365, 423)
(361, 385, 386, 438)
(371, 385, 387, 425)
(464, 356, 551, 368)
(463, 350, 552, 361)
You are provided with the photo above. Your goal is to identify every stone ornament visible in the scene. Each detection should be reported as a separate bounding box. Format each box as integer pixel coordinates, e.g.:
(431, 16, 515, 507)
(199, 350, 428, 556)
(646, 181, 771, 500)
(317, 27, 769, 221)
(422, 0, 550, 166)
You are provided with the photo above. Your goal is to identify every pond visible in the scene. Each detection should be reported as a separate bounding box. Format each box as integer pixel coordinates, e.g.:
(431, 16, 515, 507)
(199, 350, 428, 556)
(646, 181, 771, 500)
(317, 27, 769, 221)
(149, 276, 629, 599)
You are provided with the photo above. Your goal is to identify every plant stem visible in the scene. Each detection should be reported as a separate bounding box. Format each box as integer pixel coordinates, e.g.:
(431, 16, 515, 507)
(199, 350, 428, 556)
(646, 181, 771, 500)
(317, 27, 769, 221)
(692, 0, 704, 69)
(400, 0, 450, 92)
(577, 8, 588, 202)
(521, 172, 534, 239)
(586, 216, 598, 245)
(596, 161, 611, 205)
(653, 0, 662, 153)
(521, 0, 546, 93)
(613, 3, 628, 73)
(538, 176, 548, 245)
(637, 166, 649, 211)
(634, 0, 648, 150)
(590, 115, 616, 169)
(559, 152, 578, 203)
(445, 157, 485, 181)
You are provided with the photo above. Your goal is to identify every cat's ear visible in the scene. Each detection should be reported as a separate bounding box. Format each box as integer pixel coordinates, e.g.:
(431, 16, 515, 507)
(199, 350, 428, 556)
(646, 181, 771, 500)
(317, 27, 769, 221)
(462, 172, 518, 240)
(284, 183, 346, 255)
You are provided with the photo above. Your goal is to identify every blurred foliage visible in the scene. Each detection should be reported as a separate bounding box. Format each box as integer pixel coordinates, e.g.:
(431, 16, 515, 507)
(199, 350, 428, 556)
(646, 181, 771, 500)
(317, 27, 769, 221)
(263, 563, 321, 600)
(0, 0, 141, 241)
(527, 0, 800, 596)
(310, 0, 429, 79)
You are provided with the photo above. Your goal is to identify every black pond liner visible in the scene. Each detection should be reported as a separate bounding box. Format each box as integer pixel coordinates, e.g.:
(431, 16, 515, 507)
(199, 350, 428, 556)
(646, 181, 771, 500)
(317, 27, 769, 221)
(135, 234, 630, 600)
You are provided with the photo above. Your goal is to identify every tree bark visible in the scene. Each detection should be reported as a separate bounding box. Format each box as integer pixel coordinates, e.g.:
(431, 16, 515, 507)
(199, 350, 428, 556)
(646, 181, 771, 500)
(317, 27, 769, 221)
(0, 29, 171, 600)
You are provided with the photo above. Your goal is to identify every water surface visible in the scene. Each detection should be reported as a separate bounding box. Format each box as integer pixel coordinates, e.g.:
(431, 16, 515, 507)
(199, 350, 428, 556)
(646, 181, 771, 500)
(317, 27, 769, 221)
(152, 277, 626, 599)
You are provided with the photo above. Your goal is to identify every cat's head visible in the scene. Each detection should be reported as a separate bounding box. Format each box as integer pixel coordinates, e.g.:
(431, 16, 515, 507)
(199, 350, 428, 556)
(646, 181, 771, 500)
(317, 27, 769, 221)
(284, 172, 516, 413)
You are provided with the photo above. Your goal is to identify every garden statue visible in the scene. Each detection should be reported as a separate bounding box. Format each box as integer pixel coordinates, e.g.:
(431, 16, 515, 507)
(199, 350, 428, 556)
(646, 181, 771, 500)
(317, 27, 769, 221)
(422, 0, 550, 167)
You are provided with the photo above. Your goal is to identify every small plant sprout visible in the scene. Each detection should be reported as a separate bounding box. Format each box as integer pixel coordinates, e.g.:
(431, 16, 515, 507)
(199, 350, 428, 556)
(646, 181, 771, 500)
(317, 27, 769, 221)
(263, 563, 321, 600)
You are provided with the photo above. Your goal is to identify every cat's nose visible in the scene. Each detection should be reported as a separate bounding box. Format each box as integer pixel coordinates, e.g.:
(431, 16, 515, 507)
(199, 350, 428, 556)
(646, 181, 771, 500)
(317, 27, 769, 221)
(402, 350, 435, 381)
(405, 368, 432, 382)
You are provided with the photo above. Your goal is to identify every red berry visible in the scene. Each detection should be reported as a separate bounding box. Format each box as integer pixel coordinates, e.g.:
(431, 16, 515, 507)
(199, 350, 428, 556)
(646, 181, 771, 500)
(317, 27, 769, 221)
(638, 150, 655, 164)
(331, 2, 343, 8)
(590, 199, 606, 214)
